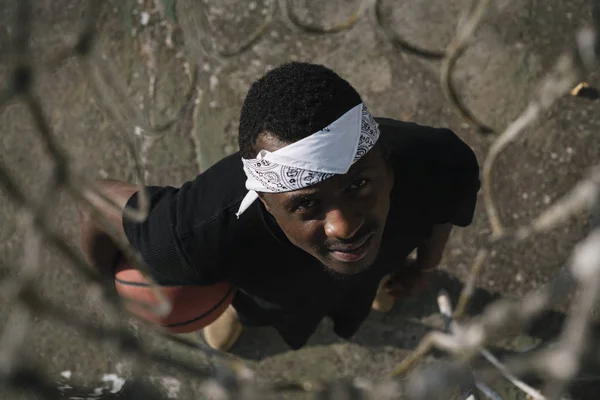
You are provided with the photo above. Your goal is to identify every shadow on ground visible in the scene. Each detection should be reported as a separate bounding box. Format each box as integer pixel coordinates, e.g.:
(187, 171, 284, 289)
(229, 270, 600, 399)
(24, 270, 600, 399)
(231, 270, 574, 361)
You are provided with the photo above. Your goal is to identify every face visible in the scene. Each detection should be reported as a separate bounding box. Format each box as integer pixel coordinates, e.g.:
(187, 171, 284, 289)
(257, 133, 395, 277)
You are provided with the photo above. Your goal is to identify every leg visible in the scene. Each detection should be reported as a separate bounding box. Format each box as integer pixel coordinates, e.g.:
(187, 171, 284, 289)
(202, 290, 268, 352)
(203, 304, 244, 352)
(371, 273, 396, 312)
(372, 256, 432, 312)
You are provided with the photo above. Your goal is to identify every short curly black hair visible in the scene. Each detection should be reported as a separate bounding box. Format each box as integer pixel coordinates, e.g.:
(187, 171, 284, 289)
(238, 62, 362, 159)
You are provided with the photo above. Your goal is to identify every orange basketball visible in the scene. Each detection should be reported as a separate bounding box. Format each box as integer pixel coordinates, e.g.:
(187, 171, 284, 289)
(114, 262, 236, 333)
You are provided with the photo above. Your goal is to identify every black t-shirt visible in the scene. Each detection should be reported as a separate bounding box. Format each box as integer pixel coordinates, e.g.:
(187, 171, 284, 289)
(122, 118, 480, 349)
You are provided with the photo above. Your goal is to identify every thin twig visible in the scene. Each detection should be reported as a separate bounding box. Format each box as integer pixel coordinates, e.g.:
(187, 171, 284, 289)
(2, 0, 600, 398)
(366, 0, 445, 59)
(455, 249, 489, 318)
(479, 348, 546, 400)
(541, 229, 600, 399)
(482, 27, 599, 236)
(280, 0, 366, 34)
(440, 0, 495, 134)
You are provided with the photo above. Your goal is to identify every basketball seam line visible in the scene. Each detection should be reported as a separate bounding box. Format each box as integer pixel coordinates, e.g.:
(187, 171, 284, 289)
(115, 277, 153, 287)
(116, 279, 236, 328)
(162, 285, 236, 328)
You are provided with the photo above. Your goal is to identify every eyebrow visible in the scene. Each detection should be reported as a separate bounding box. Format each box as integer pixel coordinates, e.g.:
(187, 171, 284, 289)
(349, 164, 375, 176)
(284, 190, 319, 207)
(283, 163, 379, 204)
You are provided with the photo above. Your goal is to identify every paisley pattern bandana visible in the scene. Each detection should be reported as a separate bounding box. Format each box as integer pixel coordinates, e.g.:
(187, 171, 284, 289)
(236, 103, 380, 217)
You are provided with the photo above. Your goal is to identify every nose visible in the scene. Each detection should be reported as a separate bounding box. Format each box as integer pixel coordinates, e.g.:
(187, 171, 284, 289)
(324, 207, 364, 240)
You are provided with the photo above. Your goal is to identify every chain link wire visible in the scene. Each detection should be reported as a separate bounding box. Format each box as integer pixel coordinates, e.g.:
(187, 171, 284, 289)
(0, 0, 599, 398)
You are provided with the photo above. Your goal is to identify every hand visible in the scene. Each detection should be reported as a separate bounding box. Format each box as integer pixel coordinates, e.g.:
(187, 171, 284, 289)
(79, 209, 122, 276)
(381, 259, 434, 298)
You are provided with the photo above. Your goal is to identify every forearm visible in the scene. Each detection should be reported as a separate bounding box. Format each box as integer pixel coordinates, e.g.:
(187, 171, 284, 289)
(416, 223, 453, 271)
(79, 179, 138, 273)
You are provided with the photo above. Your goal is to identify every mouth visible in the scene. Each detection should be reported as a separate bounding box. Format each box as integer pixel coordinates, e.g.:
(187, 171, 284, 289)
(328, 233, 374, 263)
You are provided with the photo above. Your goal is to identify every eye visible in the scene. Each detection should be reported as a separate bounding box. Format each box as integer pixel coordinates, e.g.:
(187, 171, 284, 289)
(297, 198, 318, 211)
(348, 178, 370, 191)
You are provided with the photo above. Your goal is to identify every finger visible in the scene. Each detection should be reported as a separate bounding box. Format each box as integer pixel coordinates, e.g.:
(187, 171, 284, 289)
(380, 273, 394, 287)
(383, 284, 406, 297)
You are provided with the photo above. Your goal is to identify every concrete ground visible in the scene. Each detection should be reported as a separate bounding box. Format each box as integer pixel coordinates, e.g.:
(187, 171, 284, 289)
(0, 0, 599, 398)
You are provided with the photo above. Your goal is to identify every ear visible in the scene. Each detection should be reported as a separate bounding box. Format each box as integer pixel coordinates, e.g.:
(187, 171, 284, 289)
(257, 193, 272, 213)
(382, 154, 395, 194)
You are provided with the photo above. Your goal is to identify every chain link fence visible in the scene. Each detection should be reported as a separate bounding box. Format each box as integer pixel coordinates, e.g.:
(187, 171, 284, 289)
(0, 0, 599, 398)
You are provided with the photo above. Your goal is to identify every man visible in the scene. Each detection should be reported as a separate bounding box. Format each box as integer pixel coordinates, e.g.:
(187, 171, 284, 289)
(79, 62, 480, 352)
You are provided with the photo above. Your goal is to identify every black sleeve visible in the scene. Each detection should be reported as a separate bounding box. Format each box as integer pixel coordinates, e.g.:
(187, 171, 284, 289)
(121, 154, 246, 286)
(376, 119, 480, 228)
(122, 187, 206, 285)
(430, 129, 481, 227)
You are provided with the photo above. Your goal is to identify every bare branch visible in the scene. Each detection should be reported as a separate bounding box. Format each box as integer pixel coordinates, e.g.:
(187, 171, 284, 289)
(483, 27, 599, 236)
(366, 0, 445, 59)
(280, 0, 366, 34)
(440, 0, 495, 134)
(455, 249, 489, 318)
(2, 0, 600, 398)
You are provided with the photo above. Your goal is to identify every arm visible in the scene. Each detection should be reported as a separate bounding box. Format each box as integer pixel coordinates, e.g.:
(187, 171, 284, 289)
(414, 128, 480, 272)
(80, 166, 236, 286)
(415, 223, 453, 272)
(381, 224, 453, 298)
(383, 130, 481, 297)
(79, 179, 138, 274)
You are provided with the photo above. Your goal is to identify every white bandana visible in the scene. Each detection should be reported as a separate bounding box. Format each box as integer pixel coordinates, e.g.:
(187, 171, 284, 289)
(236, 103, 380, 217)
